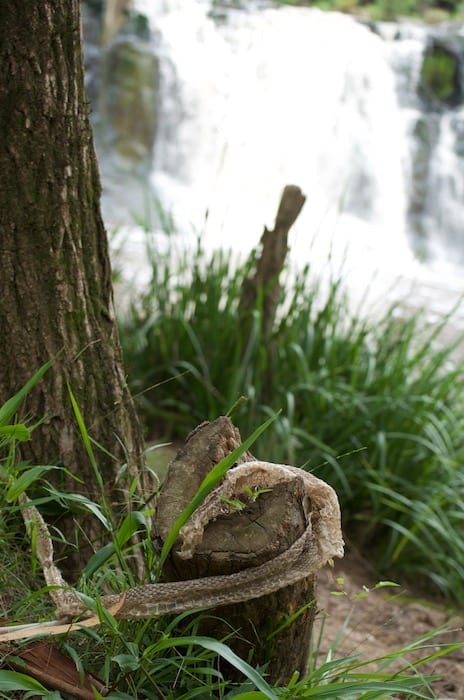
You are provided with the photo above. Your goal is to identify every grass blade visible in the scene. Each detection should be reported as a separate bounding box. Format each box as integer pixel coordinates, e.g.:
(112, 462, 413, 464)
(0, 357, 56, 427)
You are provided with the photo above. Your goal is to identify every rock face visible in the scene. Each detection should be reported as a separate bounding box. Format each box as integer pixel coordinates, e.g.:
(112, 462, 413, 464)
(97, 36, 159, 164)
(418, 37, 464, 108)
(82, 1, 159, 222)
(406, 28, 464, 258)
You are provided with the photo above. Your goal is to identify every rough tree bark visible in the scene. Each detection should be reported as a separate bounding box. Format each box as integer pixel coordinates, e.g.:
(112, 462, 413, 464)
(0, 2, 147, 570)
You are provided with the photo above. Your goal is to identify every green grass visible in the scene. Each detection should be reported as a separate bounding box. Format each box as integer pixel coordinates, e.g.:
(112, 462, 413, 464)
(0, 614, 452, 699)
(0, 261, 463, 697)
(118, 235, 464, 605)
(1, 370, 462, 697)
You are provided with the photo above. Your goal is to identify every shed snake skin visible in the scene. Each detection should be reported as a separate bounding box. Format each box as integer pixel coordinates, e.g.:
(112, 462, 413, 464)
(0, 462, 343, 642)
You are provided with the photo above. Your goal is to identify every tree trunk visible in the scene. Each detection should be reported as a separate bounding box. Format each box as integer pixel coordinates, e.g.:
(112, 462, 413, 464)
(0, 1, 148, 573)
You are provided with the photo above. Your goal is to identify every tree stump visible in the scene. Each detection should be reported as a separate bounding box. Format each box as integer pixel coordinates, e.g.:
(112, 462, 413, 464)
(155, 417, 343, 684)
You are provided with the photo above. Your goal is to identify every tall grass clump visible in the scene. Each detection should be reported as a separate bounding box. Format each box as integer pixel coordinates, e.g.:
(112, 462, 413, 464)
(118, 236, 464, 603)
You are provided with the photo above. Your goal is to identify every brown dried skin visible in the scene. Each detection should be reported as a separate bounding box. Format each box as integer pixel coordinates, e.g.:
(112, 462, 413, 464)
(130, 462, 341, 617)
(0, 462, 342, 640)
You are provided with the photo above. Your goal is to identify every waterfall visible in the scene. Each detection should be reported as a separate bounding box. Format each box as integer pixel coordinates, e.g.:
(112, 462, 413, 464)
(126, 0, 464, 324)
(385, 21, 464, 270)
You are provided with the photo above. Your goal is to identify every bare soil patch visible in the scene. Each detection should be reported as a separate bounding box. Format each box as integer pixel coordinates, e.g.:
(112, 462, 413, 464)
(315, 549, 464, 698)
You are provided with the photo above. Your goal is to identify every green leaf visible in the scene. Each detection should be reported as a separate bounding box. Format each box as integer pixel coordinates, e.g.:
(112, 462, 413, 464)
(0, 670, 49, 693)
(0, 424, 30, 441)
(82, 542, 115, 578)
(95, 596, 119, 632)
(0, 358, 56, 428)
(71, 496, 110, 529)
(81, 511, 146, 578)
(6, 465, 56, 503)
(159, 414, 279, 568)
(154, 636, 277, 699)
(67, 384, 103, 490)
(112, 653, 140, 673)
(44, 488, 110, 530)
(218, 495, 246, 511)
(296, 677, 433, 697)
(114, 511, 146, 548)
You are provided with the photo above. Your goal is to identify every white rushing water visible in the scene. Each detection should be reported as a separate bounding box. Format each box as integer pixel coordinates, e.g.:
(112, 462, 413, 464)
(124, 0, 464, 329)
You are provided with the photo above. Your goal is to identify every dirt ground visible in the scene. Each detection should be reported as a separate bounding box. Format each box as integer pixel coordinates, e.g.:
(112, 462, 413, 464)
(314, 547, 464, 698)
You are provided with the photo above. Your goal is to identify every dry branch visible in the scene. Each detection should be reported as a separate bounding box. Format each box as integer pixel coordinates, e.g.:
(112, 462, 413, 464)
(239, 184, 306, 338)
